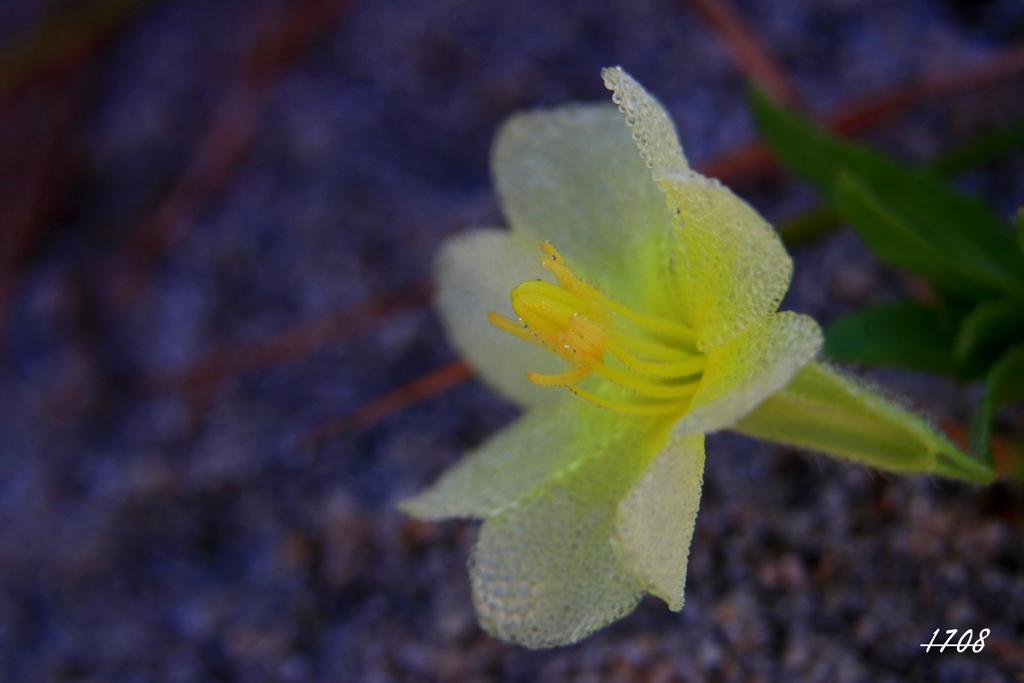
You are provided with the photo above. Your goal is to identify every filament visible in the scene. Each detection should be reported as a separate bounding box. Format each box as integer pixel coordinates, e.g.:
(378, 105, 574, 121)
(489, 242, 706, 416)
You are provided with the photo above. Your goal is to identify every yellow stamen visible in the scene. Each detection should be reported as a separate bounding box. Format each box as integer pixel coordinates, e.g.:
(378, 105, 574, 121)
(539, 241, 698, 345)
(488, 311, 536, 343)
(489, 242, 706, 416)
(525, 364, 595, 387)
(569, 386, 692, 415)
(592, 364, 701, 399)
(568, 316, 704, 378)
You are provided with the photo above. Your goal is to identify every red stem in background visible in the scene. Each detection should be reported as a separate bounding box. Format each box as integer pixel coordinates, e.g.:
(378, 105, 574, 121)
(298, 360, 472, 449)
(109, 0, 357, 308)
(0, 68, 93, 363)
(0, 0, 158, 365)
(683, 0, 804, 109)
(145, 279, 432, 402)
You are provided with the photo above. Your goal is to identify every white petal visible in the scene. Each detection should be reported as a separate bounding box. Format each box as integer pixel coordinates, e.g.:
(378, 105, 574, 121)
(492, 104, 679, 317)
(603, 67, 793, 347)
(434, 229, 563, 407)
(469, 406, 672, 647)
(399, 399, 596, 520)
(663, 173, 795, 349)
(613, 432, 705, 611)
(601, 66, 689, 179)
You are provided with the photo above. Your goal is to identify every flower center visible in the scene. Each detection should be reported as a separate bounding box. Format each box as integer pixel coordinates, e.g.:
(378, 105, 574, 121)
(489, 242, 706, 415)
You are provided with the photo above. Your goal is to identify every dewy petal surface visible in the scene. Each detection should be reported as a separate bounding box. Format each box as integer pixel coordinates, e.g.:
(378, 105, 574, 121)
(673, 311, 823, 437)
(492, 104, 679, 317)
(604, 67, 794, 348)
(612, 432, 705, 611)
(601, 66, 689, 180)
(470, 405, 673, 648)
(400, 399, 607, 520)
(434, 229, 563, 407)
(663, 173, 794, 349)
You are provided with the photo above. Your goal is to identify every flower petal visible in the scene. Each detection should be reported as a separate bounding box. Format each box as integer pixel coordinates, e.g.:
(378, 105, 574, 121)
(603, 67, 793, 347)
(601, 66, 689, 180)
(663, 175, 794, 348)
(491, 104, 678, 316)
(469, 405, 673, 648)
(400, 399, 600, 520)
(434, 228, 563, 407)
(673, 312, 823, 437)
(612, 432, 705, 611)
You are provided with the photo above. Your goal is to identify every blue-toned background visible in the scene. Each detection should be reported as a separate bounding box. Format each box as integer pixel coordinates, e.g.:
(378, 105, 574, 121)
(1, 0, 1024, 680)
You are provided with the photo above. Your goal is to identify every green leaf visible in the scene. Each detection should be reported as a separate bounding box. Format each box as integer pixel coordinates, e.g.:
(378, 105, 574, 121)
(954, 299, 1024, 363)
(823, 301, 967, 377)
(930, 122, 1024, 178)
(750, 88, 1024, 302)
(832, 172, 968, 291)
(733, 362, 995, 483)
(776, 127, 1024, 248)
(1016, 208, 1024, 256)
(969, 346, 1024, 466)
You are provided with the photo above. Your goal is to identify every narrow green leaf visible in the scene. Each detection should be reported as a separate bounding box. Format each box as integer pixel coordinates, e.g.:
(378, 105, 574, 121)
(823, 301, 966, 377)
(954, 299, 1024, 362)
(734, 362, 995, 483)
(1016, 208, 1024, 256)
(832, 172, 965, 290)
(776, 129, 1024, 248)
(930, 122, 1024, 178)
(750, 88, 1024, 302)
(969, 346, 1024, 466)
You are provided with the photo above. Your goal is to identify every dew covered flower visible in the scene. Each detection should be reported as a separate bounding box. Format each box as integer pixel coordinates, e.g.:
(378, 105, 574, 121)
(400, 68, 994, 648)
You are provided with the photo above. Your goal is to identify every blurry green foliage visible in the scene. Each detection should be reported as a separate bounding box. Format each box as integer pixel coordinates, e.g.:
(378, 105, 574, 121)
(751, 88, 1024, 469)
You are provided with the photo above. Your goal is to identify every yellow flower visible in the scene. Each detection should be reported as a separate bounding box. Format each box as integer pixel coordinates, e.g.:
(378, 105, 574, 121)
(400, 68, 994, 648)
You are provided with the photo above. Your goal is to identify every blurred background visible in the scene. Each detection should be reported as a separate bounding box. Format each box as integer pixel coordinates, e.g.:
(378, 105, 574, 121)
(1, 0, 1024, 681)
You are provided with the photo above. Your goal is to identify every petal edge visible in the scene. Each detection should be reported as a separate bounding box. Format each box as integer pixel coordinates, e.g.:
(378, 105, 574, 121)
(613, 432, 705, 611)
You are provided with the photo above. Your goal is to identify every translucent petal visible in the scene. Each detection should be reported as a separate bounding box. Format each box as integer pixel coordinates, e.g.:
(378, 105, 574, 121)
(661, 172, 793, 349)
(612, 432, 705, 611)
(434, 229, 563, 407)
(469, 405, 673, 648)
(601, 66, 689, 180)
(672, 312, 823, 437)
(602, 67, 793, 347)
(400, 399, 600, 520)
(491, 104, 679, 317)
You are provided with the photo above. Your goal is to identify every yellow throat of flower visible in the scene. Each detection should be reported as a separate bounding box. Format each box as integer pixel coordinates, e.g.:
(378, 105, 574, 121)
(489, 243, 706, 415)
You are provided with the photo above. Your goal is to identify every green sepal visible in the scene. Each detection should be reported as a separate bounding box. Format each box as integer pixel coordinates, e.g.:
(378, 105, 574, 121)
(968, 346, 1024, 467)
(732, 362, 996, 484)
